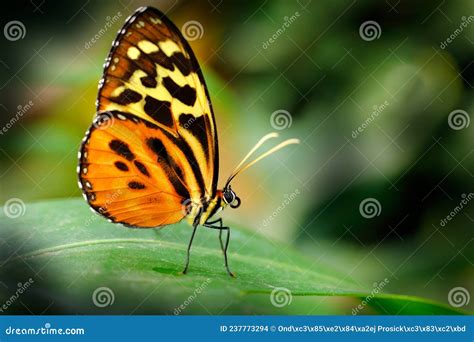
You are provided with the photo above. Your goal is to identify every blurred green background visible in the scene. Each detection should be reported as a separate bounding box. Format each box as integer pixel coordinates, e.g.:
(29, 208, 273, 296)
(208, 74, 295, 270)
(0, 0, 472, 313)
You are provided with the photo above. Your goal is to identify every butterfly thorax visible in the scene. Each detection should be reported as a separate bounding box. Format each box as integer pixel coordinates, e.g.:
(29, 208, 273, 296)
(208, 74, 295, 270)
(185, 187, 240, 226)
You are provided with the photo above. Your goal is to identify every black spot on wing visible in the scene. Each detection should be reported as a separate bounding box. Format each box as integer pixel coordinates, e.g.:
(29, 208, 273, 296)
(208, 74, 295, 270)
(178, 114, 209, 156)
(178, 113, 195, 128)
(150, 50, 175, 71)
(144, 95, 174, 128)
(162, 77, 196, 107)
(86, 191, 96, 201)
(134, 160, 150, 177)
(110, 89, 143, 105)
(140, 75, 157, 88)
(169, 52, 192, 76)
(109, 140, 135, 161)
(128, 181, 146, 189)
(115, 161, 129, 171)
(147, 50, 192, 76)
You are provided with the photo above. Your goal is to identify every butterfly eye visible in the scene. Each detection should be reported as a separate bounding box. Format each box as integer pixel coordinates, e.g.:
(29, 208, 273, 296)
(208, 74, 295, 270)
(223, 190, 235, 204)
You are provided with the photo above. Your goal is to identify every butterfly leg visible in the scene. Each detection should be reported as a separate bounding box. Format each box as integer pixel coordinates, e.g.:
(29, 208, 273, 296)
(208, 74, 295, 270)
(183, 224, 198, 274)
(205, 218, 235, 277)
(182, 220, 199, 275)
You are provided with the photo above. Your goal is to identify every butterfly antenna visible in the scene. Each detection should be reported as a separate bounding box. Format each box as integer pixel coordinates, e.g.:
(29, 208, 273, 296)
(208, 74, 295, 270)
(230, 132, 279, 175)
(225, 136, 299, 188)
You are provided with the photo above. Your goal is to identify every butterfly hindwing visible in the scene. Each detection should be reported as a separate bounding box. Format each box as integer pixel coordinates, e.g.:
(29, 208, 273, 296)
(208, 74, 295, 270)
(79, 111, 208, 227)
(79, 7, 218, 227)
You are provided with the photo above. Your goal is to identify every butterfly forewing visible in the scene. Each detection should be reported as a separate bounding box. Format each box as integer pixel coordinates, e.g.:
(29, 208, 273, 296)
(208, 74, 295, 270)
(78, 7, 218, 227)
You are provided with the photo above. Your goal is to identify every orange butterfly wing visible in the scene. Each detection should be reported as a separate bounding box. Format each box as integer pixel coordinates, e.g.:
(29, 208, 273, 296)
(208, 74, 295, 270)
(78, 7, 218, 228)
(79, 112, 200, 227)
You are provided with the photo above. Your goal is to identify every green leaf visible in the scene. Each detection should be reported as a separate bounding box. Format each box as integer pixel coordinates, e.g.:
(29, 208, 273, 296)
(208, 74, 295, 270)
(0, 199, 466, 315)
(362, 294, 470, 315)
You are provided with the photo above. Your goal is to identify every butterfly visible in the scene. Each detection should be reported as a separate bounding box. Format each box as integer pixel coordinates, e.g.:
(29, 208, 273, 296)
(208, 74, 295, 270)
(77, 6, 299, 277)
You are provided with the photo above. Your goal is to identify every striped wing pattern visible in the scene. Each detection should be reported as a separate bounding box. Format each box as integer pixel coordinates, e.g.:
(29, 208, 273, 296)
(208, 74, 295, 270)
(78, 7, 218, 227)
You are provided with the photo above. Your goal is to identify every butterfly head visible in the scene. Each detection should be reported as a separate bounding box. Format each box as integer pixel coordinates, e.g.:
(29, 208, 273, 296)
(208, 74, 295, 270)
(222, 186, 241, 209)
